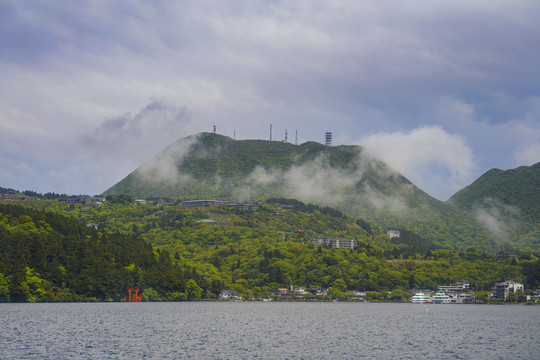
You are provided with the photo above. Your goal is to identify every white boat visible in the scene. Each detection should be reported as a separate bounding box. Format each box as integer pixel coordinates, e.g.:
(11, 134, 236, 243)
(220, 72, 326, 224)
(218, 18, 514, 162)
(411, 293, 430, 303)
(432, 292, 451, 304)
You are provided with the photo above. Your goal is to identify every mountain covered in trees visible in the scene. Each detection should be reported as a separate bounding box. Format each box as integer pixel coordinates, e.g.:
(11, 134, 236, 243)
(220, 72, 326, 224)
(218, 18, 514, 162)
(448, 163, 539, 249)
(103, 132, 538, 250)
(2, 134, 538, 302)
(2, 196, 539, 303)
(0, 204, 206, 302)
(449, 162, 539, 214)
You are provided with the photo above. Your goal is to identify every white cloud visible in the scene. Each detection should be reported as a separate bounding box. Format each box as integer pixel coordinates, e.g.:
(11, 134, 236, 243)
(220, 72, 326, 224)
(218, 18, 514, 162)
(360, 183, 410, 216)
(281, 157, 360, 206)
(136, 134, 200, 185)
(242, 154, 361, 206)
(473, 198, 521, 243)
(242, 150, 418, 217)
(358, 126, 475, 200)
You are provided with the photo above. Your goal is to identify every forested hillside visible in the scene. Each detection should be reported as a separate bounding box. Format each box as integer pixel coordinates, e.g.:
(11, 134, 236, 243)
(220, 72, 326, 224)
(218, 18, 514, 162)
(103, 133, 503, 250)
(448, 163, 540, 249)
(0, 204, 205, 302)
(3, 197, 538, 302)
(449, 163, 539, 218)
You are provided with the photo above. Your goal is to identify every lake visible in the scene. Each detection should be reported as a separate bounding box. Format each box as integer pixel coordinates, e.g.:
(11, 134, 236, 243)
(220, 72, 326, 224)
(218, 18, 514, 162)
(1, 302, 538, 359)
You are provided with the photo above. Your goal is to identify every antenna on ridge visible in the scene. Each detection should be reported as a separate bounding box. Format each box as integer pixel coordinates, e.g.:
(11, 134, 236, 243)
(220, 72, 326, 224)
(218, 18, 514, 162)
(285, 129, 288, 143)
(325, 132, 332, 146)
(234, 131, 236, 140)
(295, 129, 298, 145)
(270, 124, 272, 141)
(213, 125, 216, 134)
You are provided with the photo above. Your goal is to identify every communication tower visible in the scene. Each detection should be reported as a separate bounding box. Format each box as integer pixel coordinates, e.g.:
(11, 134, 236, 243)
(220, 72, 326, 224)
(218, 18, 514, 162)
(285, 129, 288, 143)
(295, 129, 298, 145)
(325, 132, 332, 146)
(213, 125, 216, 134)
(270, 124, 272, 141)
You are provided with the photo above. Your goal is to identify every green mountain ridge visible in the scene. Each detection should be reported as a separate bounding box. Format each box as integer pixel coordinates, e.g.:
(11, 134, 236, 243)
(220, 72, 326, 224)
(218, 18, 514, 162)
(103, 132, 538, 250)
(448, 162, 540, 248)
(449, 163, 540, 219)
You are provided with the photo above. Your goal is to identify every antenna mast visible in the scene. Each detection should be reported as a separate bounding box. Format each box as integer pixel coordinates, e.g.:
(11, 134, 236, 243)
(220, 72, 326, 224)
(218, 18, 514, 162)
(270, 124, 272, 141)
(285, 129, 288, 143)
(325, 132, 332, 146)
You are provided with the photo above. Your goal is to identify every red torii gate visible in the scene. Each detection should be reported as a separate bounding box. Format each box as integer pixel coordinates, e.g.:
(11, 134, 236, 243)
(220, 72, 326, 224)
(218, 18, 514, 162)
(124, 287, 141, 302)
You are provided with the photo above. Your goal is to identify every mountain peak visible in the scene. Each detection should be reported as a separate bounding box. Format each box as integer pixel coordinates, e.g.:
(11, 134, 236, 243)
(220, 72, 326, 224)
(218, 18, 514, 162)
(102, 133, 539, 250)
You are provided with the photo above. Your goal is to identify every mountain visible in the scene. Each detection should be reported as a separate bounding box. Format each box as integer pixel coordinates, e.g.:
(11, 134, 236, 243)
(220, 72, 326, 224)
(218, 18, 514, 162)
(449, 163, 540, 218)
(103, 132, 527, 250)
(448, 163, 540, 249)
(104, 132, 423, 204)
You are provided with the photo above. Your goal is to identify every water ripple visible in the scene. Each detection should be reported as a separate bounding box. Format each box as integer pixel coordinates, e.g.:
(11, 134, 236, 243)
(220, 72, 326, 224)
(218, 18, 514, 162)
(0, 302, 538, 359)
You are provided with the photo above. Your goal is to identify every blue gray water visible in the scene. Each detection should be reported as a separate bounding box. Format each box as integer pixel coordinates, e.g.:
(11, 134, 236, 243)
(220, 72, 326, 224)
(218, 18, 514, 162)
(1, 302, 538, 359)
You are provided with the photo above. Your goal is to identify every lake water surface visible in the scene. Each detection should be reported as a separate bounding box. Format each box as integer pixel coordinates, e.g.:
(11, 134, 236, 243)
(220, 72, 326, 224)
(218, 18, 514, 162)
(1, 302, 538, 359)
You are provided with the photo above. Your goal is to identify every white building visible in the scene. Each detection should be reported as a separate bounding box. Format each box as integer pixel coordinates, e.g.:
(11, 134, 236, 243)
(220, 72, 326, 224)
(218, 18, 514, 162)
(491, 281, 524, 299)
(438, 280, 470, 292)
(219, 290, 241, 300)
(312, 237, 357, 249)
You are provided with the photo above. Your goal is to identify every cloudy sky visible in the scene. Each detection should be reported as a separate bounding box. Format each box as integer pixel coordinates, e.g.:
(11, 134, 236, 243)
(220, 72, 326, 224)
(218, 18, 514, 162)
(1, 0, 539, 200)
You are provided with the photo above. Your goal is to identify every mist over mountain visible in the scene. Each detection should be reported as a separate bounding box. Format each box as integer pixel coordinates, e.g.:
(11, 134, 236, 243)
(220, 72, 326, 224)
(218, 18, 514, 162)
(448, 163, 540, 249)
(103, 132, 537, 250)
(104, 133, 433, 210)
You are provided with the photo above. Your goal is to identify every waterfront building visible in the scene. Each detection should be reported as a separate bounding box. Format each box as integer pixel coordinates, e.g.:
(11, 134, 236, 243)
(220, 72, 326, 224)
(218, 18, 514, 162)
(491, 281, 524, 299)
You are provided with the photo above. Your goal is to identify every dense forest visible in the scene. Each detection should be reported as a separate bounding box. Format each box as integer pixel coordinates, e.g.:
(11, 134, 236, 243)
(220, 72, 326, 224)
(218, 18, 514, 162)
(1, 197, 538, 302)
(449, 162, 540, 221)
(0, 204, 207, 302)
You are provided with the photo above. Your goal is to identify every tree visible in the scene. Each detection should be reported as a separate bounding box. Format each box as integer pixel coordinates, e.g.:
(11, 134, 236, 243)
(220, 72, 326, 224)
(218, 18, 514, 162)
(0, 273, 9, 302)
(390, 288, 409, 302)
(327, 287, 346, 300)
(475, 291, 490, 303)
(8, 268, 29, 303)
(333, 278, 347, 292)
(142, 287, 159, 301)
(516, 290, 527, 303)
(522, 260, 540, 289)
(25, 267, 48, 302)
(506, 291, 517, 303)
(185, 279, 203, 300)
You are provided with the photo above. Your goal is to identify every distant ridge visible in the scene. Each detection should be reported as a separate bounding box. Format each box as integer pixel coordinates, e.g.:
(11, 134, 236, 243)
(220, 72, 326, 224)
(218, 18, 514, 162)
(447, 162, 540, 249)
(449, 162, 540, 220)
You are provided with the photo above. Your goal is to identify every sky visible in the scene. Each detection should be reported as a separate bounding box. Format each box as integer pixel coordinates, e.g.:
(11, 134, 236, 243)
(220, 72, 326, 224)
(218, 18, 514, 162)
(1, 0, 539, 200)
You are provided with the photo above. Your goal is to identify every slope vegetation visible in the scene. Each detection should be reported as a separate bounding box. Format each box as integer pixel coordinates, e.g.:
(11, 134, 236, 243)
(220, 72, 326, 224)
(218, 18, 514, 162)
(0, 204, 204, 302)
(103, 133, 526, 250)
(448, 163, 540, 249)
(4, 198, 538, 302)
